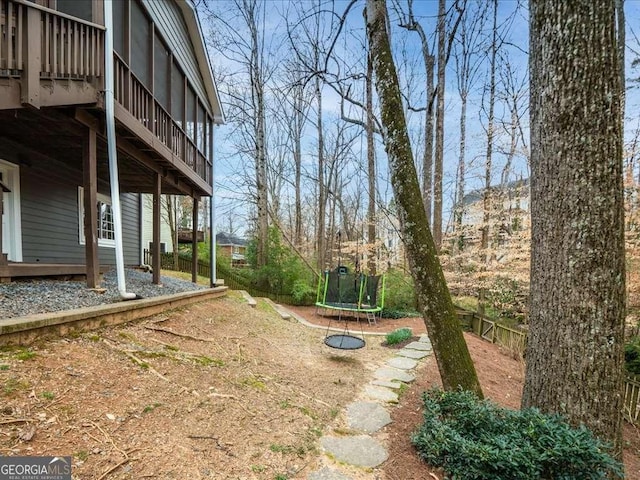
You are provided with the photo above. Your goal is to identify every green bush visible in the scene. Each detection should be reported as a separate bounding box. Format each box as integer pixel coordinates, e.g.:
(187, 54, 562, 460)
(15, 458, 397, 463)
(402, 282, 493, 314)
(412, 389, 623, 480)
(486, 277, 527, 323)
(385, 327, 413, 345)
(383, 269, 418, 312)
(245, 227, 315, 303)
(625, 337, 640, 375)
(291, 279, 316, 305)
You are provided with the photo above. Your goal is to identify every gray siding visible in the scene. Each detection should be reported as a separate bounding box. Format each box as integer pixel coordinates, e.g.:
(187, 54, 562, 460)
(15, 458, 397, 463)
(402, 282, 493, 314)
(18, 155, 140, 266)
(122, 193, 141, 265)
(143, 0, 213, 114)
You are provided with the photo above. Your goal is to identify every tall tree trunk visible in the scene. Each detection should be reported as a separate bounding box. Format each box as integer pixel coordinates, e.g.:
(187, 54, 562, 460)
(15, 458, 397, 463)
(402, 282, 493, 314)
(481, 0, 498, 252)
(423, 55, 435, 226)
(523, 0, 625, 460)
(294, 125, 302, 245)
(249, 2, 268, 268)
(316, 75, 326, 272)
(616, 0, 625, 122)
(454, 92, 467, 251)
(433, 0, 446, 249)
(367, 50, 377, 274)
(366, 0, 482, 397)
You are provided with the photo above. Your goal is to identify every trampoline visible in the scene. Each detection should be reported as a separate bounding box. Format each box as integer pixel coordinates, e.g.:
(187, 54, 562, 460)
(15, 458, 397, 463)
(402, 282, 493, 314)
(316, 266, 386, 350)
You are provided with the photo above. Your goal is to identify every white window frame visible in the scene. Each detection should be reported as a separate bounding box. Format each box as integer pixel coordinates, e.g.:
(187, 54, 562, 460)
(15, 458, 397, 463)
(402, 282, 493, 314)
(78, 187, 116, 248)
(0, 159, 23, 262)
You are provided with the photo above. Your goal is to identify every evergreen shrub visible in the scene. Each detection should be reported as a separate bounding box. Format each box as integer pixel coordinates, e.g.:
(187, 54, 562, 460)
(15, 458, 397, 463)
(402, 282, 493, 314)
(383, 269, 418, 313)
(412, 389, 623, 480)
(624, 337, 640, 375)
(385, 327, 413, 345)
(245, 227, 315, 304)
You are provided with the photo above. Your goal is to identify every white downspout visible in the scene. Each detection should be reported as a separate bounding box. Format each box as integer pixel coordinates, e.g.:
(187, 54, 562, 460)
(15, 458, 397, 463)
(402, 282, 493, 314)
(210, 136, 217, 287)
(104, 0, 137, 300)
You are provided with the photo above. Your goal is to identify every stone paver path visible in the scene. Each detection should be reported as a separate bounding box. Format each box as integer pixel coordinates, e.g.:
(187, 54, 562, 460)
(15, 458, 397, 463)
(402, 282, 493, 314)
(269, 303, 434, 479)
(307, 333, 434, 479)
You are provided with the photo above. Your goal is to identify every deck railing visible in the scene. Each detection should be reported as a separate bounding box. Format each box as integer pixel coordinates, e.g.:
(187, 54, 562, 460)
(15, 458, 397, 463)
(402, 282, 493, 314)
(0, 0, 211, 187)
(0, 0, 23, 73)
(40, 7, 103, 78)
(0, 0, 103, 78)
(114, 53, 211, 185)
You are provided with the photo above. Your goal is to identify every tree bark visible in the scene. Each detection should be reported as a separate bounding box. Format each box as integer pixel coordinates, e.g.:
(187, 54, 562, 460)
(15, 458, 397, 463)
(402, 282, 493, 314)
(454, 92, 467, 250)
(366, 0, 482, 397)
(247, 0, 268, 267)
(481, 0, 497, 252)
(366, 50, 377, 275)
(523, 0, 625, 460)
(316, 68, 326, 272)
(433, 0, 446, 249)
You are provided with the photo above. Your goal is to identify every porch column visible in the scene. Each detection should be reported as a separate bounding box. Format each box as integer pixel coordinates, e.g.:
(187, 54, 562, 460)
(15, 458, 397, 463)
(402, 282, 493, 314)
(192, 197, 199, 283)
(82, 128, 99, 288)
(152, 173, 161, 285)
(0, 181, 8, 283)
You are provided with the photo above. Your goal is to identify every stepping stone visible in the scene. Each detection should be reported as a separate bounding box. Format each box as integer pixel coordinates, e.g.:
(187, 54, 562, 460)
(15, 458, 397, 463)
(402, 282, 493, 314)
(404, 341, 431, 351)
(374, 367, 415, 383)
(308, 467, 352, 480)
(387, 356, 418, 370)
(346, 401, 391, 433)
(397, 348, 430, 360)
(364, 385, 398, 403)
(371, 379, 402, 389)
(419, 334, 431, 343)
(239, 290, 257, 308)
(320, 435, 388, 468)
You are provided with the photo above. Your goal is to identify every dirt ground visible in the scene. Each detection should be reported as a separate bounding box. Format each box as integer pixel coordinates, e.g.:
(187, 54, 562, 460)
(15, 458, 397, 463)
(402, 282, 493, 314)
(1, 294, 639, 479)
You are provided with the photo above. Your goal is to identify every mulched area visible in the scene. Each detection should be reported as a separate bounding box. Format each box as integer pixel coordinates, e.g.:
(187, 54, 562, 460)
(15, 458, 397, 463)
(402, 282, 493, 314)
(286, 305, 428, 336)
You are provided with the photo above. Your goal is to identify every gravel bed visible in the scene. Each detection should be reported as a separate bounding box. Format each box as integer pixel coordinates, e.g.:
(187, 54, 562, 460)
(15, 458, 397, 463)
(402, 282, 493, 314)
(0, 268, 206, 319)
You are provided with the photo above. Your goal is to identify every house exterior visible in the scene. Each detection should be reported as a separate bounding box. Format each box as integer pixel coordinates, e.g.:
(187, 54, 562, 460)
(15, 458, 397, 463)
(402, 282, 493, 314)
(216, 232, 247, 266)
(0, 0, 223, 285)
(458, 178, 530, 245)
(141, 194, 174, 255)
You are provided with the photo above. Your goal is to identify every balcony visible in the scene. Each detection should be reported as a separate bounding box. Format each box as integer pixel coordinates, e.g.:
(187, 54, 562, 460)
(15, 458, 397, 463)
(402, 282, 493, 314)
(0, 0, 211, 193)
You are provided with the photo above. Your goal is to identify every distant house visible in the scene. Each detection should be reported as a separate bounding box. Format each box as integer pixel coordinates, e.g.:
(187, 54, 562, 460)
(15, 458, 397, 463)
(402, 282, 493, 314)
(141, 195, 174, 255)
(216, 233, 248, 266)
(0, 0, 224, 285)
(459, 178, 530, 244)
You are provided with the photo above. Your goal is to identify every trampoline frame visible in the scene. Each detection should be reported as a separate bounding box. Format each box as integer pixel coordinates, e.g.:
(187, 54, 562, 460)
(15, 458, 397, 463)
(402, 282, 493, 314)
(315, 268, 386, 350)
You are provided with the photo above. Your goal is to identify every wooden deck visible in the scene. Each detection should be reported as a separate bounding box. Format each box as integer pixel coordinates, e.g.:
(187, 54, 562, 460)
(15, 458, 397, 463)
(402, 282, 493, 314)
(0, 262, 110, 282)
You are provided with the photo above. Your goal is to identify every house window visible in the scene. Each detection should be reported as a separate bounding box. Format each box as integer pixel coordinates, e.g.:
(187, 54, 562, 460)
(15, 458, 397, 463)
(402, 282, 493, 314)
(78, 187, 116, 248)
(131, 0, 151, 88)
(56, 0, 92, 22)
(113, 0, 127, 60)
(171, 62, 185, 128)
(186, 86, 196, 140)
(154, 33, 171, 110)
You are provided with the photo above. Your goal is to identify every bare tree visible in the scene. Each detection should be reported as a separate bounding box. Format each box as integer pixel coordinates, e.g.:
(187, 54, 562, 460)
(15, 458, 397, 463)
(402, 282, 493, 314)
(452, 0, 489, 251)
(480, 0, 498, 253)
(393, 0, 436, 226)
(205, 0, 274, 267)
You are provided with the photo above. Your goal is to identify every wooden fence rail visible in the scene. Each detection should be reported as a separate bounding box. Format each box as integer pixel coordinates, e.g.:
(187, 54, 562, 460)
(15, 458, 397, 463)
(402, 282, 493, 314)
(456, 305, 639, 425)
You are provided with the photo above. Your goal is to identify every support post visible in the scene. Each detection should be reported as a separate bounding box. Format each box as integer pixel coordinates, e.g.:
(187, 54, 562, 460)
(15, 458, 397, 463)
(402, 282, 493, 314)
(83, 128, 99, 288)
(192, 197, 198, 283)
(152, 173, 161, 284)
(21, 7, 41, 108)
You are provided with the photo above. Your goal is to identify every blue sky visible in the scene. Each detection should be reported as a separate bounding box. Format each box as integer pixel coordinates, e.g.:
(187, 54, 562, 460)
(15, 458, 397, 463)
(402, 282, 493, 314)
(203, 0, 640, 237)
